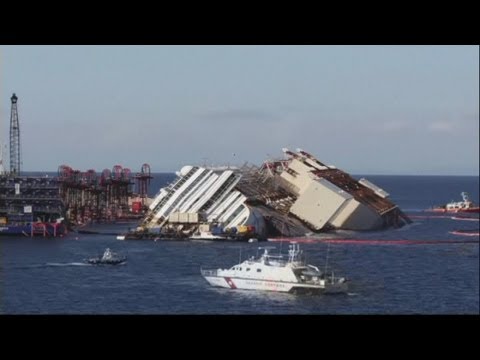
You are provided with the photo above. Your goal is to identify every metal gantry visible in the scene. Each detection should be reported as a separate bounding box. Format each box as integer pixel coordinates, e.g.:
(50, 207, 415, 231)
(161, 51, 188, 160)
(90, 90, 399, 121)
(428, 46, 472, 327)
(9, 93, 21, 175)
(134, 163, 153, 208)
(58, 164, 151, 224)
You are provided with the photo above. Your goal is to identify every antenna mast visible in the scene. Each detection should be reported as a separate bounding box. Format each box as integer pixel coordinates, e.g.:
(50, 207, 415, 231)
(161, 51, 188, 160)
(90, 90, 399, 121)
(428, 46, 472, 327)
(9, 93, 21, 175)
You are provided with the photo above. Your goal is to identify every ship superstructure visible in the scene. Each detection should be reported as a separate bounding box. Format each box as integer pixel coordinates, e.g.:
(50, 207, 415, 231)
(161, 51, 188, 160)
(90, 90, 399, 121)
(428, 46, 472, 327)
(142, 165, 265, 236)
(139, 148, 411, 238)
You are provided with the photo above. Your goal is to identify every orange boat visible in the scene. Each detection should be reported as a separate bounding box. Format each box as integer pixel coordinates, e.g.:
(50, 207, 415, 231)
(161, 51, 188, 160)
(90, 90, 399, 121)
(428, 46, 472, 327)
(430, 192, 480, 213)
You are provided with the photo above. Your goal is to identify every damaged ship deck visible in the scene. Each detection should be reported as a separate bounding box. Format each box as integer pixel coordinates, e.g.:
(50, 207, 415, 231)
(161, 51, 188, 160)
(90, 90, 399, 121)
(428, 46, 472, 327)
(128, 148, 411, 241)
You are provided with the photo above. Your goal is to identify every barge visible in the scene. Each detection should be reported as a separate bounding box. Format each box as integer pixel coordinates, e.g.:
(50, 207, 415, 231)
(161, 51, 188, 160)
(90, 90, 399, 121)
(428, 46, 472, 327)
(0, 175, 67, 237)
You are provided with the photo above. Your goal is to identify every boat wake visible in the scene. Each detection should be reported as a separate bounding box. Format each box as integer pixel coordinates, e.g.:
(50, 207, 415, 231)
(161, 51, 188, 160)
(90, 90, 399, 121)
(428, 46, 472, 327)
(11, 262, 92, 270)
(45, 262, 92, 267)
(269, 238, 479, 245)
(451, 216, 479, 222)
(408, 215, 453, 219)
(449, 230, 480, 237)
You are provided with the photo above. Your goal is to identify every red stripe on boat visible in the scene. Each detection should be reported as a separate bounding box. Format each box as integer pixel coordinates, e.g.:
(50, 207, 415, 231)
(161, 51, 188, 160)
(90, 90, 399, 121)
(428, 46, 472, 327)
(224, 277, 237, 289)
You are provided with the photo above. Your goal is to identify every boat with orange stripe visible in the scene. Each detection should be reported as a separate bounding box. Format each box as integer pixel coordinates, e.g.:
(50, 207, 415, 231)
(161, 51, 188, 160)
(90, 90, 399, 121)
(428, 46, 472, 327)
(429, 192, 480, 213)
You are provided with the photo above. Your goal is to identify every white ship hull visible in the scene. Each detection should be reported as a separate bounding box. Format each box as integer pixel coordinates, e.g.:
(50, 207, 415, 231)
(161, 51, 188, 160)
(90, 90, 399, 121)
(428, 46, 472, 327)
(202, 243, 348, 295)
(203, 275, 347, 294)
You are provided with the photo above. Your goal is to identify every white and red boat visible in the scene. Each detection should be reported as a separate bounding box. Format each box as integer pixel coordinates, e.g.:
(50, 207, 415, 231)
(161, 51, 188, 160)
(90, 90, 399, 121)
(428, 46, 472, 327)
(430, 192, 480, 213)
(201, 243, 348, 294)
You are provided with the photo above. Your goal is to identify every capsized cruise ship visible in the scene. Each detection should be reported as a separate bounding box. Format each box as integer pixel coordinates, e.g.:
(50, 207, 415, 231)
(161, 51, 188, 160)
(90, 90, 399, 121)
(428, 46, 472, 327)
(139, 148, 411, 239)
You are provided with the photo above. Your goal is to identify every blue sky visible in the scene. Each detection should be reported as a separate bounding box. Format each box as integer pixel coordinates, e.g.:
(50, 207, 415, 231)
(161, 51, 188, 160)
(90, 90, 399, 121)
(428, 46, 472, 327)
(0, 45, 478, 175)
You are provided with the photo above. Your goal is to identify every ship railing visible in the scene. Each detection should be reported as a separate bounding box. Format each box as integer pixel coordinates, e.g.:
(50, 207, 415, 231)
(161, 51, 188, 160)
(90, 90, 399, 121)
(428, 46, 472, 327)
(379, 205, 398, 216)
(201, 269, 218, 276)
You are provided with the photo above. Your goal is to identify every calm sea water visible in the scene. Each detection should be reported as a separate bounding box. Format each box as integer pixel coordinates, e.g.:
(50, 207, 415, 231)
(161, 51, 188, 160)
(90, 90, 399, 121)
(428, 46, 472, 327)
(1, 174, 478, 314)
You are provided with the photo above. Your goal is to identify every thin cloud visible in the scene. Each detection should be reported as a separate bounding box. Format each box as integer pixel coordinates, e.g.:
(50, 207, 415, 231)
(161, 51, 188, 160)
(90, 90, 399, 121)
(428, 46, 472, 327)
(428, 121, 454, 132)
(380, 120, 412, 133)
(464, 113, 479, 122)
(201, 109, 279, 123)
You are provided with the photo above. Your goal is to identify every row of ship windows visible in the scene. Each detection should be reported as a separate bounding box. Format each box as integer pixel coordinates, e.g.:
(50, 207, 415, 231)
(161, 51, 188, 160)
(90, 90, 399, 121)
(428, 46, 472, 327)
(169, 171, 238, 216)
(156, 170, 240, 222)
(232, 267, 262, 272)
(151, 167, 200, 212)
(199, 174, 238, 212)
(154, 167, 213, 213)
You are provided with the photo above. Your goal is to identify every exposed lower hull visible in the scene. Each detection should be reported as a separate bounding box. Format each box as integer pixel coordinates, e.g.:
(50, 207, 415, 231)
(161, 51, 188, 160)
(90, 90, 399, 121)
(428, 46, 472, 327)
(203, 275, 347, 294)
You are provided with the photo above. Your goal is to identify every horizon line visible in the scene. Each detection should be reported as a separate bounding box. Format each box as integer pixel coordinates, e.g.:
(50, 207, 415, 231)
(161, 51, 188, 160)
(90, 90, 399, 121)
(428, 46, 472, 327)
(16, 170, 480, 177)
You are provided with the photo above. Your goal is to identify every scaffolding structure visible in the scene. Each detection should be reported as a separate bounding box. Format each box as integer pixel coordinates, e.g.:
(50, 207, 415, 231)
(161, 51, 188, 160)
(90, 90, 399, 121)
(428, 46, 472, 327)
(58, 164, 143, 224)
(236, 163, 296, 214)
(133, 163, 153, 209)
